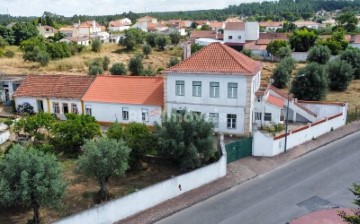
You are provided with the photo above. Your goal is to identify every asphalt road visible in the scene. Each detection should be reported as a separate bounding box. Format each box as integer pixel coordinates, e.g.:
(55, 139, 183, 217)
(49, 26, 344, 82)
(156, 131, 360, 224)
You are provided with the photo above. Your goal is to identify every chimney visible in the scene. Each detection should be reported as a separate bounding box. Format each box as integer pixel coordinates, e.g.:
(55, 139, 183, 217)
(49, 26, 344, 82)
(183, 41, 191, 60)
(215, 28, 218, 39)
(93, 20, 96, 33)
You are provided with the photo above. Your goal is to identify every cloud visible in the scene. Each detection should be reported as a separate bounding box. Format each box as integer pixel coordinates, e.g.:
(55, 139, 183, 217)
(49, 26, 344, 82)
(1, 0, 265, 17)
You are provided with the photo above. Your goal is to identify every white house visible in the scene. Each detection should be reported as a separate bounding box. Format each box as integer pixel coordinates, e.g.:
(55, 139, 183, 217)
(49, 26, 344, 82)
(137, 16, 158, 24)
(294, 21, 320, 30)
(259, 21, 283, 32)
(82, 76, 163, 125)
(0, 75, 24, 103)
(223, 22, 259, 47)
(60, 36, 90, 46)
(165, 42, 262, 135)
(37, 25, 57, 38)
(13, 75, 95, 119)
(108, 18, 131, 32)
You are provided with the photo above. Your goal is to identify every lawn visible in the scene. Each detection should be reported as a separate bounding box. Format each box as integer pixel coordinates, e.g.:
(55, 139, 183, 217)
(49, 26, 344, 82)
(0, 44, 182, 76)
(0, 154, 183, 223)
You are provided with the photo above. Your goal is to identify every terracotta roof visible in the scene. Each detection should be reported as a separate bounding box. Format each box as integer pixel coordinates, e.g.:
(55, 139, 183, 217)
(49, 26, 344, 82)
(225, 17, 243, 23)
(259, 33, 288, 40)
(267, 95, 284, 108)
(166, 42, 262, 75)
(225, 22, 245, 30)
(209, 22, 225, 29)
(259, 21, 283, 27)
(14, 75, 95, 99)
(190, 30, 219, 39)
(137, 16, 157, 22)
(82, 76, 164, 106)
(243, 41, 267, 51)
(109, 19, 130, 27)
(294, 21, 320, 27)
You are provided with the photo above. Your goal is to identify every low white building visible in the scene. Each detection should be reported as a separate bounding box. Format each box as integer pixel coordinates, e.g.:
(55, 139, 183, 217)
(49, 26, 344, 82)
(165, 42, 262, 135)
(13, 75, 95, 119)
(108, 18, 132, 32)
(223, 21, 259, 47)
(0, 75, 24, 103)
(37, 25, 57, 38)
(82, 76, 163, 125)
(259, 21, 283, 32)
(294, 21, 320, 30)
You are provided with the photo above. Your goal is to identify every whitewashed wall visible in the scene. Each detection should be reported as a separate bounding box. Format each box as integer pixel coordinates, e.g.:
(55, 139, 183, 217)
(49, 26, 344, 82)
(15, 97, 47, 113)
(223, 30, 246, 43)
(0, 130, 10, 145)
(245, 22, 259, 40)
(55, 138, 227, 224)
(84, 101, 162, 125)
(49, 99, 82, 115)
(299, 102, 347, 119)
(253, 113, 346, 157)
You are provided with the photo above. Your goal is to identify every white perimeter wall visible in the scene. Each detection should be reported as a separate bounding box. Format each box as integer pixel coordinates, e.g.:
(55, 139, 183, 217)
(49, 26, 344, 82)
(253, 112, 346, 157)
(84, 101, 162, 125)
(55, 137, 227, 224)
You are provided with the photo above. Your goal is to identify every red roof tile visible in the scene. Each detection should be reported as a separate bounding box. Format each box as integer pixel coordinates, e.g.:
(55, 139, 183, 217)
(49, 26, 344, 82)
(259, 21, 283, 27)
(82, 76, 164, 106)
(14, 75, 95, 99)
(166, 42, 262, 75)
(225, 22, 245, 30)
(267, 95, 284, 108)
(190, 30, 218, 39)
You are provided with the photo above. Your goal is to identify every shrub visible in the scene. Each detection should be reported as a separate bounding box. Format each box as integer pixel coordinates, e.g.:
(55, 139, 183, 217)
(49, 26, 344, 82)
(325, 59, 354, 91)
(110, 63, 127, 75)
(242, 49, 252, 57)
(272, 57, 295, 88)
(168, 57, 180, 68)
(142, 44, 152, 58)
(91, 37, 102, 52)
(340, 48, 360, 79)
(102, 56, 110, 71)
(155, 35, 168, 50)
(307, 45, 331, 64)
(4, 50, 14, 58)
(291, 63, 328, 101)
(88, 65, 104, 76)
(169, 31, 181, 45)
(36, 51, 50, 67)
(146, 33, 158, 47)
(128, 55, 144, 75)
(276, 46, 292, 59)
(16, 102, 34, 115)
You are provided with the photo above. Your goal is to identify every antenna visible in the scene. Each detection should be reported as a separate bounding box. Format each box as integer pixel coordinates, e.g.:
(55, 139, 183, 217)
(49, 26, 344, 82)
(7, 8, 10, 18)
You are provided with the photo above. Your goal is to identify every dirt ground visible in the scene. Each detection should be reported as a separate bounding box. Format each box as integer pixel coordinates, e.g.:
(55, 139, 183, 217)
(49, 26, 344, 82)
(0, 157, 182, 224)
(0, 44, 182, 76)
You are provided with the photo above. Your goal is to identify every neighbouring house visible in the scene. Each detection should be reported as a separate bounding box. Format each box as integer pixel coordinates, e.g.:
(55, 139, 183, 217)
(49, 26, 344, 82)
(259, 21, 283, 32)
(189, 30, 223, 44)
(244, 33, 289, 58)
(59, 26, 74, 37)
(82, 76, 163, 125)
(349, 34, 360, 48)
(108, 18, 132, 32)
(223, 22, 259, 47)
(165, 42, 262, 135)
(90, 32, 110, 43)
(75, 20, 102, 36)
(137, 16, 158, 24)
(294, 21, 320, 29)
(253, 84, 348, 156)
(37, 25, 57, 38)
(13, 75, 95, 119)
(194, 20, 210, 29)
(0, 75, 24, 104)
(60, 36, 90, 46)
(109, 34, 124, 44)
(208, 21, 225, 30)
(132, 21, 168, 33)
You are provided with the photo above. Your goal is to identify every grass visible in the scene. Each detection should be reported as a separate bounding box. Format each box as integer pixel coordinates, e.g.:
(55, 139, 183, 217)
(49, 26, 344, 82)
(0, 154, 183, 223)
(0, 44, 182, 76)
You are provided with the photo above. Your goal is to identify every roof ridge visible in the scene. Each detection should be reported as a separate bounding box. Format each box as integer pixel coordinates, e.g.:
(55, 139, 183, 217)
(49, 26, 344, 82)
(220, 43, 255, 74)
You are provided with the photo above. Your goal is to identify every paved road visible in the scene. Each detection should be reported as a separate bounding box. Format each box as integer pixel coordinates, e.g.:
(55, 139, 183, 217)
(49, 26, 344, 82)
(157, 131, 360, 224)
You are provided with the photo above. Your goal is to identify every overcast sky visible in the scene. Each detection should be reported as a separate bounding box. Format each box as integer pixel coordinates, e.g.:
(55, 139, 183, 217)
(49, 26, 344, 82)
(1, 0, 266, 17)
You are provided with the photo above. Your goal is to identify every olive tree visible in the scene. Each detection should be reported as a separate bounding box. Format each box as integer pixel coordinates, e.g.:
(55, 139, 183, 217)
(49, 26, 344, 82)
(325, 59, 354, 91)
(0, 145, 65, 224)
(78, 138, 131, 201)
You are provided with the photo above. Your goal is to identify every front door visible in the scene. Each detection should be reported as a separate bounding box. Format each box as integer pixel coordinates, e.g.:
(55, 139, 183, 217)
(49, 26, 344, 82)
(37, 100, 44, 112)
(63, 103, 69, 114)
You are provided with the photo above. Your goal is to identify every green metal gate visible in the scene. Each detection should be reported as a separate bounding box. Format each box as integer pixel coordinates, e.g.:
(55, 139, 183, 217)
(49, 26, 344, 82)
(225, 137, 253, 163)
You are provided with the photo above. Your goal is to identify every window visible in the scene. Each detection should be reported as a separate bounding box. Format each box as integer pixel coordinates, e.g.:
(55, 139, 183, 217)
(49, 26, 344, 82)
(175, 80, 185, 96)
(62, 103, 69, 114)
(264, 113, 272, 121)
(209, 113, 219, 128)
(228, 82, 238, 99)
(85, 105, 92, 116)
(228, 35, 233, 40)
(142, 109, 149, 122)
(227, 114, 237, 129)
(238, 35, 242, 39)
(210, 82, 220, 98)
(71, 104, 78, 114)
(37, 100, 44, 112)
(122, 107, 129, 120)
(192, 81, 202, 97)
(53, 102, 60, 114)
(255, 112, 262, 121)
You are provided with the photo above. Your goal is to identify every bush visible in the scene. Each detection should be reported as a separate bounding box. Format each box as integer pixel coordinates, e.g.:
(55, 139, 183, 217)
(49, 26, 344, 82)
(142, 44, 152, 58)
(88, 65, 104, 76)
(146, 33, 158, 47)
(340, 48, 360, 79)
(276, 46, 292, 59)
(169, 32, 181, 45)
(142, 65, 156, 76)
(4, 50, 15, 58)
(155, 35, 168, 50)
(325, 59, 354, 91)
(110, 63, 127, 75)
(307, 45, 331, 64)
(242, 49, 252, 57)
(128, 55, 144, 75)
(168, 57, 180, 68)
(91, 38, 102, 52)
(266, 40, 289, 58)
(291, 63, 328, 101)
(272, 57, 295, 88)
(36, 51, 50, 67)
(16, 102, 34, 115)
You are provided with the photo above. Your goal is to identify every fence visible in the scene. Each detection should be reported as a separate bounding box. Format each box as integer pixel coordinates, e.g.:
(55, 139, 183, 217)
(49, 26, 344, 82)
(253, 112, 346, 157)
(225, 137, 253, 163)
(55, 136, 227, 224)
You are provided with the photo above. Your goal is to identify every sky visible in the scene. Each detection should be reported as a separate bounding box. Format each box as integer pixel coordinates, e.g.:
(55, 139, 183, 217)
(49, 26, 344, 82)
(1, 0, 266, 17)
